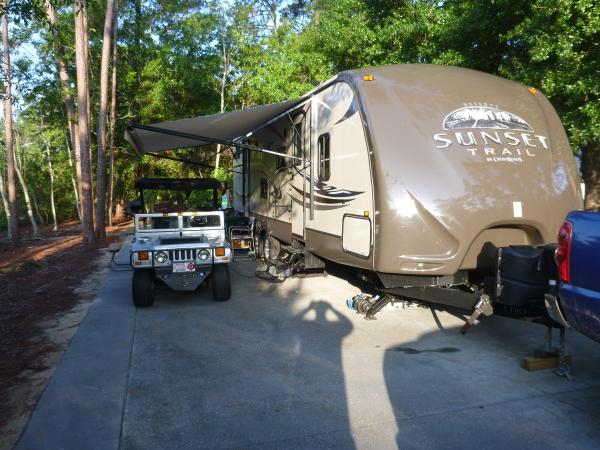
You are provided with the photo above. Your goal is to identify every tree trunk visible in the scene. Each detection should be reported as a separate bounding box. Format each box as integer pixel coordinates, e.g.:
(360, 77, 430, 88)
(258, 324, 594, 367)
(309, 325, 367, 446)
(134, 0, 141, 86)
(45, 0, 82, 212)
(95, 0, 117, 239)
(14, 156, 39, 238)
(214, 26, 229, 174)
(30, 189, 46, 226)
(83, 4, 94, 224)
(0, 171, 12, 240)
(581, 143, 600, 211)
(83, 6, 92, 181)
(66, 134, 82, 220)
(39, 114, 58, 230)
(1, 12, 18, 245)
(46, 145, 58, 231)
(108, 2, 119, 227)
(74, 0, 95, 244)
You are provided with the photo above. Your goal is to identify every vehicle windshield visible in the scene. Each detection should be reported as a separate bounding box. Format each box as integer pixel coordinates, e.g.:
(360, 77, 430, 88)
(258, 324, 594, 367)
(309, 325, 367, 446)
(183, 215, 221, 228)
(137, 216, 179, 231)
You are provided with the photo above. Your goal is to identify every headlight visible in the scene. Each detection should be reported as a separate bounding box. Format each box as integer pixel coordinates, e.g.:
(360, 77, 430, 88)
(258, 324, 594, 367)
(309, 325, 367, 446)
(154, 251, 168, 263)
(198, 249, 210, 261)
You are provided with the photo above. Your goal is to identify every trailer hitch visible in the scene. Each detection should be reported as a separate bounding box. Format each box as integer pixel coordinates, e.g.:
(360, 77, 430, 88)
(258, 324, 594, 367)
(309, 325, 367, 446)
(460, 294, 493, 335)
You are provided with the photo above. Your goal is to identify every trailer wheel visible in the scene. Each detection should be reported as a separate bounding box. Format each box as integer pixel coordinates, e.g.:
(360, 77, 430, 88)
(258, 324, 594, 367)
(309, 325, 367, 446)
(267, 236, 281, 262)
(132, 269, 155, 307)
(257, 233, 267, 261)
(212, 264, 232, 301)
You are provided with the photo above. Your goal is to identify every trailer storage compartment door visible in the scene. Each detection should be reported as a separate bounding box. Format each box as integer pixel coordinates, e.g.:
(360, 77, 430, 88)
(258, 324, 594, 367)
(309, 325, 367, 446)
(342, 215, 371, 258)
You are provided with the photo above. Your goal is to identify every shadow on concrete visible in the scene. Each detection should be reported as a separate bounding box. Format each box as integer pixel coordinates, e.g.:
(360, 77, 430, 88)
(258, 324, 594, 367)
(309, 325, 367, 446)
(383, 317, 600, 449)
(17, 257, 600, 450)
(120, 263, 359, 449)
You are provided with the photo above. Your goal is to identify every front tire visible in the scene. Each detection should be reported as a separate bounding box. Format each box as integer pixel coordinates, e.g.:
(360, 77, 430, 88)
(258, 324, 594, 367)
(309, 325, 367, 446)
(132, 269, 155, 307)
(212, 264, 232, 301)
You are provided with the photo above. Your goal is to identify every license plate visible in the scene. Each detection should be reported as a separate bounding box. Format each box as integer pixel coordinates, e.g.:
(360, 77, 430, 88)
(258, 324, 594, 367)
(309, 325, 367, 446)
(173, 261, 195, 273)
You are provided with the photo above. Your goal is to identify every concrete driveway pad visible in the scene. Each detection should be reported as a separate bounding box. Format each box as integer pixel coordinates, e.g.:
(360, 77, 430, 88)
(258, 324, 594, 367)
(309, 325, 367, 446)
(18, 256, 600, 449)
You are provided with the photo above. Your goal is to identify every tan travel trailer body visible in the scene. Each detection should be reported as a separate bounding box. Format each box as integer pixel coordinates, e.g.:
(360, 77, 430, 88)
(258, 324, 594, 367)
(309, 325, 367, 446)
(234, 65, 582, 277)
(126, 64, 582, 324)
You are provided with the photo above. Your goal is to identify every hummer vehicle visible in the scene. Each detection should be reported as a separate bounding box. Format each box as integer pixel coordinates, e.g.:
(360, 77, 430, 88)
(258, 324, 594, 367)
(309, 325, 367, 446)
(129, 177, 232, 307)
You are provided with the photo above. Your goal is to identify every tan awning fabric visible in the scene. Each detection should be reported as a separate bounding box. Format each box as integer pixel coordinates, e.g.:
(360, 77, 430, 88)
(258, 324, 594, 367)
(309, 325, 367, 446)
(125, 99, 303, 154)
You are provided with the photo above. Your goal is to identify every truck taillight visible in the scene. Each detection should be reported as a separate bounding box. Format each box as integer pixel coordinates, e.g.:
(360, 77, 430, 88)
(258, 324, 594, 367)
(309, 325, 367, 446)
(555, 221, 573, 283)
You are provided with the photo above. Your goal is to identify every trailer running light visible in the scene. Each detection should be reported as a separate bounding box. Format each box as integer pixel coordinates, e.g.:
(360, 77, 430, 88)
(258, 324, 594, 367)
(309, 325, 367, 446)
(138, 251, 149, 261)
(555, 221, 573, 283)
(528, 87, 538, 94)
(215, 247, 225, 257)
(363, 75, 375, 81)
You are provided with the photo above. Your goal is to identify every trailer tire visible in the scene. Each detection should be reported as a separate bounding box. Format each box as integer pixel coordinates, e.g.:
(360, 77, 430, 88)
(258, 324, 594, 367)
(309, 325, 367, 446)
(132, 269, 155, 307)
(212, 264, 232, 301)
(257, 233, 267, 261)
(267, 236, 281, 262)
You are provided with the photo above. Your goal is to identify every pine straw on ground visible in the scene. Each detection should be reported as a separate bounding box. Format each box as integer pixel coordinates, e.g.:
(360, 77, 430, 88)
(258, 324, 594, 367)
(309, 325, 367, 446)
(0, 222, 126, 431)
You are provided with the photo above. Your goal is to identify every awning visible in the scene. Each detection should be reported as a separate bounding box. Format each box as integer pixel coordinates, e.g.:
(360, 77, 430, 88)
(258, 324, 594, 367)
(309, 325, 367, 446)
(125, 99, 303, 154)
(134, 177, 223, 191)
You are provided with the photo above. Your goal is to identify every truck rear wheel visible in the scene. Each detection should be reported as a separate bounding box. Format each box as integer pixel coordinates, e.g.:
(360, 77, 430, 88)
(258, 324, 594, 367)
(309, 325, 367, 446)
(212, 264, 231, 301)
(132, 269, 155, 307)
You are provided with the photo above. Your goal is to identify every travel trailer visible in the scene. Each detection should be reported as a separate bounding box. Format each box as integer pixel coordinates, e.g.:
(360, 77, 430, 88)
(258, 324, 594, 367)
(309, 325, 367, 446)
(126, 64, 583, 326)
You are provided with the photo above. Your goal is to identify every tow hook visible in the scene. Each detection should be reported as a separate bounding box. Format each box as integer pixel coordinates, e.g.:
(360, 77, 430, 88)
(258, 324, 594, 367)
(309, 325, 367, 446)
(460, 294, 493, 335)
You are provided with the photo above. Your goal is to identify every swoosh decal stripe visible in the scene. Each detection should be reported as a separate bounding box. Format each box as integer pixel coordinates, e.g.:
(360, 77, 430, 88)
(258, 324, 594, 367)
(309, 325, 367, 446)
(291, 186, 356, 204)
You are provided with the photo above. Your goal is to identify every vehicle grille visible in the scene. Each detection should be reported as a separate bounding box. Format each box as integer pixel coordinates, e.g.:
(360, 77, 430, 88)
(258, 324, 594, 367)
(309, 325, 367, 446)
(169, 249, 197, 261)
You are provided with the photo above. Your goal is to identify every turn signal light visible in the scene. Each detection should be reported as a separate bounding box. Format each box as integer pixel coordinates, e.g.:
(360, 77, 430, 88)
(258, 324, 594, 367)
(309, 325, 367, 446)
(363, 75, 375, 81)
(555, 221, 572, 283)
(138, 251, 149, 261)
(215, 247, 225, 257)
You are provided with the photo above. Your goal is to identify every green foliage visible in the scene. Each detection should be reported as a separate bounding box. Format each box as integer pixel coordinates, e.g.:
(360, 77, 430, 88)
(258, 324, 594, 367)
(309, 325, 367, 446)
(500, 0, 600, 150)
(2, 0, 599, 233)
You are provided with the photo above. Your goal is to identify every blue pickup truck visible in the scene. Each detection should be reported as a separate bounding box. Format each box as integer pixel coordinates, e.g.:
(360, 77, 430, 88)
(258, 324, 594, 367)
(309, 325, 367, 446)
(549, 211, 600, 342)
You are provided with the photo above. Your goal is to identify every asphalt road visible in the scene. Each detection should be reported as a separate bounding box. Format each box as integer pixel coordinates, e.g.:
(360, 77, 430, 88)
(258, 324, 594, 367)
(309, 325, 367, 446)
(17, 252, 600, 449)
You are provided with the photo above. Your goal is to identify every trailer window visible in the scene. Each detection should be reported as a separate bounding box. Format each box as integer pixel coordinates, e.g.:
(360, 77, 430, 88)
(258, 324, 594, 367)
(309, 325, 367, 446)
(318, 133, 330, 181)
(293, 123, 302, 166)
(260, 178, 268, 199)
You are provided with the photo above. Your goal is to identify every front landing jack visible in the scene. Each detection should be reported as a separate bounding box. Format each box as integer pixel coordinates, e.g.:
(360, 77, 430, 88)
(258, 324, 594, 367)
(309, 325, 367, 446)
(460, 294, 493, 335)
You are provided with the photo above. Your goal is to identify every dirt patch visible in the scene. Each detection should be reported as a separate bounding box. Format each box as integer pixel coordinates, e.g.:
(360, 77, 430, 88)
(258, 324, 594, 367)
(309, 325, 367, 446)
(0, 221, 130, 450)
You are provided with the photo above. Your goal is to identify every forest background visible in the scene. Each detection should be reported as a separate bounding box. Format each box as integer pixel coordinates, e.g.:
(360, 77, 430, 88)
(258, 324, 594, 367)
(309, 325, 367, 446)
(0, 0, 598, 245)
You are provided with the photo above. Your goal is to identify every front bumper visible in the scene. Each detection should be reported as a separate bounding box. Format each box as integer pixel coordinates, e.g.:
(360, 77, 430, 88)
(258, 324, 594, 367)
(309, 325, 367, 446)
(154, 264, 212, 291)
